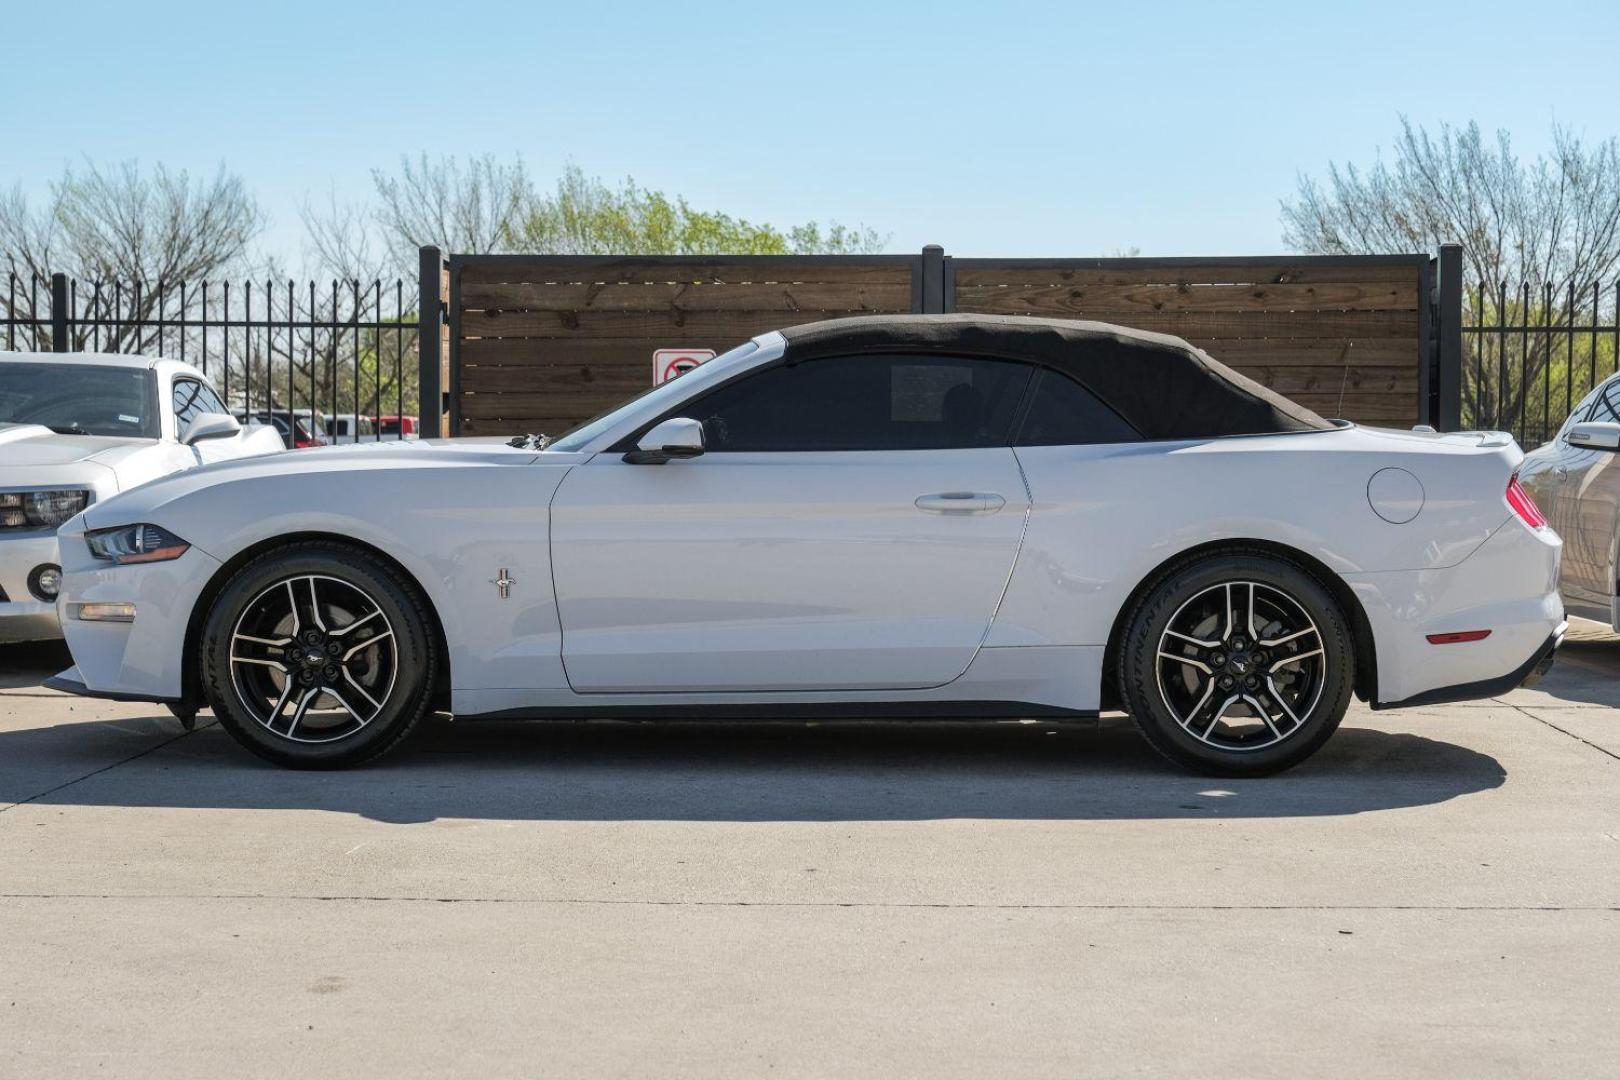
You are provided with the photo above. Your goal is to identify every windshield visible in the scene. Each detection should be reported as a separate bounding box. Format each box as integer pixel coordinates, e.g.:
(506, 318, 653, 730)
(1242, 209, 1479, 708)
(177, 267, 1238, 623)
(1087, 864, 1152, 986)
(0, 362, 159, 438)
(545, 341, 761, 452)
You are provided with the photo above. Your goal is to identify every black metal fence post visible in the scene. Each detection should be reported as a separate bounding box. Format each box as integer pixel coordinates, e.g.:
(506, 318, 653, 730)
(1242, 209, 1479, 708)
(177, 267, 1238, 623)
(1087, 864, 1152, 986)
(920, 245, 946, 314)
(1437, 243, 1464, 430)
(418, 246, 444, 438)
(50, 273, 69, 352)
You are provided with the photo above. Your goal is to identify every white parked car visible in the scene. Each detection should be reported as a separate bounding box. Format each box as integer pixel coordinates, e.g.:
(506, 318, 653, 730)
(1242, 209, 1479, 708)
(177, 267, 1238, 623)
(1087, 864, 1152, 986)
(327, 413, 377, 444)
(0, 351, 284, 642)
(1519, 373, 1620, 629)
(47, 317, 1564, 776)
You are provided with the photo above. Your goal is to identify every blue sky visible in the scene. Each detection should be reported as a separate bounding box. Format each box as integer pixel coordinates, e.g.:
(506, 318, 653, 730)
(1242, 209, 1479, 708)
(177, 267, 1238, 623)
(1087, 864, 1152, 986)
(4, 0, 1617, 265)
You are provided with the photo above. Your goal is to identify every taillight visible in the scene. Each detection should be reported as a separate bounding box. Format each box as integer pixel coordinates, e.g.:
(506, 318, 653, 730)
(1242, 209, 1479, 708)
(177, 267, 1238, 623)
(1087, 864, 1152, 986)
(1506, 473, 1547, 529)
(294, 439, 317, 449)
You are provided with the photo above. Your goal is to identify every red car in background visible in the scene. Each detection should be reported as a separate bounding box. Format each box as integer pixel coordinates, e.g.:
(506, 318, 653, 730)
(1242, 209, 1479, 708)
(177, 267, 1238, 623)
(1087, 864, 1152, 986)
(373, 415, 420, 440)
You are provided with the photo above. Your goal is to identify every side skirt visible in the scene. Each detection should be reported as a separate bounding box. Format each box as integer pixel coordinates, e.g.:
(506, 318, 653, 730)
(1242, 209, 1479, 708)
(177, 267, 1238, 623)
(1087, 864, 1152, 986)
(454, 700, 1099, 723)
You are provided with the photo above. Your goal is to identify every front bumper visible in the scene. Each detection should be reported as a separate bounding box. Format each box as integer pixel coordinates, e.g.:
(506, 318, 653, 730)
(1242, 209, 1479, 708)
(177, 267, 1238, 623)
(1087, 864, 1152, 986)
(54, 521, 223, 702)
(0, 531, 64, 642)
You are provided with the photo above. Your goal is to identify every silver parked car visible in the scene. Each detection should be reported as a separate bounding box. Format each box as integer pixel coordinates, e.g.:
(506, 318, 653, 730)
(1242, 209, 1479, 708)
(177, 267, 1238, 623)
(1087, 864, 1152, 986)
(1520, 374, 1620, 629)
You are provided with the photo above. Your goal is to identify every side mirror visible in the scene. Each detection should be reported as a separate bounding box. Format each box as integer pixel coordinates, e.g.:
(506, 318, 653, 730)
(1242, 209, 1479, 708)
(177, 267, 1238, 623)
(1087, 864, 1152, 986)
(1568, 421, 1620, 451)
(624, 417, 706, 465)
(183, 412, 242, 446)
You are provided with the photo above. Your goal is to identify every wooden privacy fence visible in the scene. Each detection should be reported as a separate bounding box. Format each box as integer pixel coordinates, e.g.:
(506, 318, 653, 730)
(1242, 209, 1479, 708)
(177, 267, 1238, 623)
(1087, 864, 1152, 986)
(420, 245, 1465, 438)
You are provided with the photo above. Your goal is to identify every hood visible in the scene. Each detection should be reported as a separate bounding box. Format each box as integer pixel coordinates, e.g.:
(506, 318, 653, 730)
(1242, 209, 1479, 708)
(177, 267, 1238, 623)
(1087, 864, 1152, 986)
(0, 423, 155, 469)
(80, 437, 573, 529)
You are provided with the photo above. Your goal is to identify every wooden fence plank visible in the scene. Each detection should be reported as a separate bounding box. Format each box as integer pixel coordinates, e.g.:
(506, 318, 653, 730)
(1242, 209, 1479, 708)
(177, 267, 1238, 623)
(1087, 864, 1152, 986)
(461, 280, 913, 313)
(951, 280, 1417, 315)
(460, 334, 1422, 369)
(953, 263, 1424, 288)
(458, 259, 915, 287)
(1200, 339, 1419, 366)
(460, 308, 1420, 342)
(462, 370, 1418, 406)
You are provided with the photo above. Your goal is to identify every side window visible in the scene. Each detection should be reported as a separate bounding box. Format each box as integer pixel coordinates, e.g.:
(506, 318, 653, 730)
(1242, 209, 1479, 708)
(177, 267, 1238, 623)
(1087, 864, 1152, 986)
(675, 354, 1034, 452)
(171, 378, 206, 438)
(1587, 381, 1620, 425)
(194, 382, 228, 417)
(1014, 370, 1140, 446)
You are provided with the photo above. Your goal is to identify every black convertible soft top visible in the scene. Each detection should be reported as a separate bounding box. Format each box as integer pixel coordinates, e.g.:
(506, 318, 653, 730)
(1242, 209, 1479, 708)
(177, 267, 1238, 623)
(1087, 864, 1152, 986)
(777, 314, 1331, 439)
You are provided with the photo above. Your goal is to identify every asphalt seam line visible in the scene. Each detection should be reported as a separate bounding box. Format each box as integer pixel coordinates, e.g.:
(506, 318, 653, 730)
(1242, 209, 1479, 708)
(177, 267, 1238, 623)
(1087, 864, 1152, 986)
(0, 894, 1614, 912)
(1505, 703, 1620, 764)
(0, 720, 215, 817)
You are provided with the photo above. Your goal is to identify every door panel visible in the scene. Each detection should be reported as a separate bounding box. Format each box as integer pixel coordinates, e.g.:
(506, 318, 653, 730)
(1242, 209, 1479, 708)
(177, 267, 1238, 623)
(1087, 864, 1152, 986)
(1567, 454, 1620, 603)
(1560, 382, 1620, 603)
(550, 450, 1029, 692)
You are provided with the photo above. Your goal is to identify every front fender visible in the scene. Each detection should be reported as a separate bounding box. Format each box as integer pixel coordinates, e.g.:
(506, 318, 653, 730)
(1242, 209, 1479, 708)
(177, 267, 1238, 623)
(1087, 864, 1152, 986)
(120, 462, 576, 694)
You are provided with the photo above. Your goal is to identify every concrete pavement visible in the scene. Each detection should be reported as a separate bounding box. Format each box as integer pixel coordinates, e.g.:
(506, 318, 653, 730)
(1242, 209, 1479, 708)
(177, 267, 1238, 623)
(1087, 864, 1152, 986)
(2, 636, 1617, 1078)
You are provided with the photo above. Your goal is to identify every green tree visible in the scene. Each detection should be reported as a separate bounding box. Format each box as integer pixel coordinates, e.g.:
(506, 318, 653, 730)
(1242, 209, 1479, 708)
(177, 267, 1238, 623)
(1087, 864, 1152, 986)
(1282, 119, 1620, 434)
(515, 166, 886, 256)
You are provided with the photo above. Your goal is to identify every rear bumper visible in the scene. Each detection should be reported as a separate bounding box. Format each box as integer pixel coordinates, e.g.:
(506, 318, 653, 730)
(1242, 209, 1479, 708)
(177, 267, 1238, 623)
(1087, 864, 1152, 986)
(1372, 623, 1563, 709)
(1348, 516, 1564, 706)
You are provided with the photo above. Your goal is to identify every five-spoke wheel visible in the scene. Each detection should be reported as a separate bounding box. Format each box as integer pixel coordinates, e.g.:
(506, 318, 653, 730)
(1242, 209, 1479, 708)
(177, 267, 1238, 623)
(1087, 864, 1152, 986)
(1120, 552, 1353, 776)
(228, 575, 399, 743)
(1155, 580, 1326, 752)
(201, 542, 436, 768)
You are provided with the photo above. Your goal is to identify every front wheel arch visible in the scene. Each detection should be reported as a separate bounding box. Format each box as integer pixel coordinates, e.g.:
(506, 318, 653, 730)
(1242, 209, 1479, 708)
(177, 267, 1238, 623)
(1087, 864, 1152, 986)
(1100, 539, 1376, 710)
(181, 532, 451, 713)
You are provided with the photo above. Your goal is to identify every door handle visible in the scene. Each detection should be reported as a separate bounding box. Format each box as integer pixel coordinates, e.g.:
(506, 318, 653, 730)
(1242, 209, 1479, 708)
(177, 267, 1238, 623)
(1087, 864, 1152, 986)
(1555, 465, 1569, 478)
(915, 491, 1006, 514)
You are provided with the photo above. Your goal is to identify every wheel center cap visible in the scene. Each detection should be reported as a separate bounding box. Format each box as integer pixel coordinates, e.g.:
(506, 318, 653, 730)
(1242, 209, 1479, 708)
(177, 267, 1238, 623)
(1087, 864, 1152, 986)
(1227, 655, 1251, 675)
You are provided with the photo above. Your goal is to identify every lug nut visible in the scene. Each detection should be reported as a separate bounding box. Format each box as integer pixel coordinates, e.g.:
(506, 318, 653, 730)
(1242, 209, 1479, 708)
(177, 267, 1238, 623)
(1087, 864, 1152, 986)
(1244, 676, 1258, 689)
(1211, 653, 1225, 667)
(298, 669, 317, 685)
(324, 664, 340, 680)
(1219, 676, 1234, 689)
(327, 641, 342, 656)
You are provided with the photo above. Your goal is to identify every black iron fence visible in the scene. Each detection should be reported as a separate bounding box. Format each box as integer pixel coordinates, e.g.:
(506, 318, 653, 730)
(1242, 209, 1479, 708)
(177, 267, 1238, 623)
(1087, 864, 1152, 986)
(1463, 279, 1620, 449)
(2, 272, 420, 441)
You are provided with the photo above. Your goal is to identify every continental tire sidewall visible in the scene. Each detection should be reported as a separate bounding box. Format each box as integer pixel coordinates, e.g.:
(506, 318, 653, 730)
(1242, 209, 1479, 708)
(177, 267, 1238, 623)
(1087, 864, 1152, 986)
(199, 543, 435, 768)
(1120, 554, 1354, 777)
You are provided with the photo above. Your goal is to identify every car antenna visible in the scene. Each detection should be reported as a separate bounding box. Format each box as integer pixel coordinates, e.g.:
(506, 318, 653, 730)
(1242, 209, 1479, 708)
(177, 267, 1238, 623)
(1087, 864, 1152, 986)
(1335, 341, 1354, 419)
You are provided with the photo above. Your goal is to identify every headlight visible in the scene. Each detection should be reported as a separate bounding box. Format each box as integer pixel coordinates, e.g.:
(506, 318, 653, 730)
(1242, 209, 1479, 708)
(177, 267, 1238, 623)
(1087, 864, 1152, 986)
(0, 489, 91, 530)
(85, 524, 191, 565)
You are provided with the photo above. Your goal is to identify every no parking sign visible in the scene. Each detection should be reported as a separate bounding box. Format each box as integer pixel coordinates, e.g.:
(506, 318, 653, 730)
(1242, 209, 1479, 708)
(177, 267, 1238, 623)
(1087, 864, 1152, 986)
(653, 348, 716, 385)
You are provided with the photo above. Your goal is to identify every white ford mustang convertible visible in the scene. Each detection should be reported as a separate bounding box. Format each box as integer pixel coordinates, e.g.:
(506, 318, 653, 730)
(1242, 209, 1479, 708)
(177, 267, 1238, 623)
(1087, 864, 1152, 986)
(48, 316, 1565, 775)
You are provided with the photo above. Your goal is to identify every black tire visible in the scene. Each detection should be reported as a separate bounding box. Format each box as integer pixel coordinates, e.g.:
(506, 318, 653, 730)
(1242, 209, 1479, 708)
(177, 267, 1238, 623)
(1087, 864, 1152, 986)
(1117, 551, 1354, 777)
(198, 541, 436, 769)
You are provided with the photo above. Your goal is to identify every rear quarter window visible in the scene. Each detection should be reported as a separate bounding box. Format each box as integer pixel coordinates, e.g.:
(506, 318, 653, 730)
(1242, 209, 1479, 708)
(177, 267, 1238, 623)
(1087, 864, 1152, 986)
(1014, 370, 1140, 446)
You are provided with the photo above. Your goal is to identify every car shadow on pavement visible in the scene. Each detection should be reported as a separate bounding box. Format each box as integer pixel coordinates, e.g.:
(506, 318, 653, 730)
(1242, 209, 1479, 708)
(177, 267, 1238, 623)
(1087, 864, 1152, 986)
(0, 710, 1506, 824)
(0, 641, 70, 689)
(1506, 638, 1620, 708)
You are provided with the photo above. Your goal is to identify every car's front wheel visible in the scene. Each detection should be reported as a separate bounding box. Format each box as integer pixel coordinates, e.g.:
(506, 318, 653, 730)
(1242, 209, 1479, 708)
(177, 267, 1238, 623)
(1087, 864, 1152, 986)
(199, 541, 436, 768)
(1117, 552, 1354, 777)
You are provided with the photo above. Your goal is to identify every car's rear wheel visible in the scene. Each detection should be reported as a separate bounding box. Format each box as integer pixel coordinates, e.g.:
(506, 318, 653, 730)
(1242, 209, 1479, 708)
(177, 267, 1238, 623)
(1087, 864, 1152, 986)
(199, 541, 435, 768)
(1118, 552, 1354, 777)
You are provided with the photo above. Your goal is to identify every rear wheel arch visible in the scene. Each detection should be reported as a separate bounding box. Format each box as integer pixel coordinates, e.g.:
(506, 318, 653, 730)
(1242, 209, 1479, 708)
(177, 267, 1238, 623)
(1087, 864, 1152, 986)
(181, 532, 451, 712)
(1100, 539, 1376, 709)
